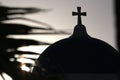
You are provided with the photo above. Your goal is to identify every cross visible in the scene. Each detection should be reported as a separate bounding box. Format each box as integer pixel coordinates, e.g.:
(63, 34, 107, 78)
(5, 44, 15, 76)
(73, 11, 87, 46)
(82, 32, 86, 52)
(72, 7, 87, 25)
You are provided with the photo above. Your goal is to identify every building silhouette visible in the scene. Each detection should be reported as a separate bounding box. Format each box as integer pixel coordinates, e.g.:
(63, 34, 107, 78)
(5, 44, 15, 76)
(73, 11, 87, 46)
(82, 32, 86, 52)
(31, 7, 120, 80)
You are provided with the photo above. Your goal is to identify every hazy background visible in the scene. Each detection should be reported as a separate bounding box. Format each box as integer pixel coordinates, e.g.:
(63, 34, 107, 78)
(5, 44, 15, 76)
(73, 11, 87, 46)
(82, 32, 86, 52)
(0, 0, 116, 49)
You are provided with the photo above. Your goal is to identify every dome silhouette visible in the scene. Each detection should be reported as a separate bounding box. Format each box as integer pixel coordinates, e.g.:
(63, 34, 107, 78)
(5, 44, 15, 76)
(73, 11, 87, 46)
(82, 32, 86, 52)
(31, 7, 120, 80)
(34, 24, 120, 73)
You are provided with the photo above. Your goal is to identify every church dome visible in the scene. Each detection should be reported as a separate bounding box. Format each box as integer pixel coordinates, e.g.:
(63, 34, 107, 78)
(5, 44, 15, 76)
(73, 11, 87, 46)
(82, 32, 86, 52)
(34, 24, 119, 73)
(31, 7, 120, 80)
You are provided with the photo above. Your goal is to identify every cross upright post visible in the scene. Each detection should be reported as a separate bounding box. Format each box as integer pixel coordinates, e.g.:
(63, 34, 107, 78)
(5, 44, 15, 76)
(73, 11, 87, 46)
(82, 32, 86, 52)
(72, 7, 87, 25)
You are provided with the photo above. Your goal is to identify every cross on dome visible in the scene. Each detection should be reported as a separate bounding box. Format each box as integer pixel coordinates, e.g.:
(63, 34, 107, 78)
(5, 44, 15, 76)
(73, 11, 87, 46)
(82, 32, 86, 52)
(72, 7, 87, 25)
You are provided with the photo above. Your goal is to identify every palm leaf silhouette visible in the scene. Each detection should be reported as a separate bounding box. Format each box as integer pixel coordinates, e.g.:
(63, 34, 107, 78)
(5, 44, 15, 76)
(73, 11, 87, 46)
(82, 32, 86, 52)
(0, 4, 69, 80)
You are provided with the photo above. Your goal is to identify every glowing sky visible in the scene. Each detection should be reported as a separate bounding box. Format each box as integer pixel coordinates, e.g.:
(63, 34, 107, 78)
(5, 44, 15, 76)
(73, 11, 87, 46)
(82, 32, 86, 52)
(0, 0, 117, 49)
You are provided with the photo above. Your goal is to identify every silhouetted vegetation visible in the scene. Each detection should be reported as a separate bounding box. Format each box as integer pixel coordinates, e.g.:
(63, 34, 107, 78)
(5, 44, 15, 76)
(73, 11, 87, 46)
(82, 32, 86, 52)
(115, 0, 120, 52)
(0, 3, 68, 80)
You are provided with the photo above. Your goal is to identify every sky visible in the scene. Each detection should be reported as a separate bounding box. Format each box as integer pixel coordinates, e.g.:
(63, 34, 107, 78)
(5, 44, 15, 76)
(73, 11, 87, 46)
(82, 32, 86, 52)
(0, 0, 116, 49)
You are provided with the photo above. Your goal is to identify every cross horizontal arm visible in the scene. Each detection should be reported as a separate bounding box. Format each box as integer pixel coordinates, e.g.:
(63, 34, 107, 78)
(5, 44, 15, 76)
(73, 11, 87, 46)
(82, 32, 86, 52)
(81, 12, 87, 16)
(72, 12, 78, 16)
(72, 12, 87, 16)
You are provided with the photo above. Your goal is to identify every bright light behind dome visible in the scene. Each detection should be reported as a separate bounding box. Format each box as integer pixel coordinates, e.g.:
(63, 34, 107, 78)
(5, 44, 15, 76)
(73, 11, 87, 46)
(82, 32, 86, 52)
(17, 45, 49, 54)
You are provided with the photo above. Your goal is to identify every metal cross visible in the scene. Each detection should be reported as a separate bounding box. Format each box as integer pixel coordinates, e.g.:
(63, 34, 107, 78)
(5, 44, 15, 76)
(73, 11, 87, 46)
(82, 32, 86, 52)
(72, 7, 87, 25)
